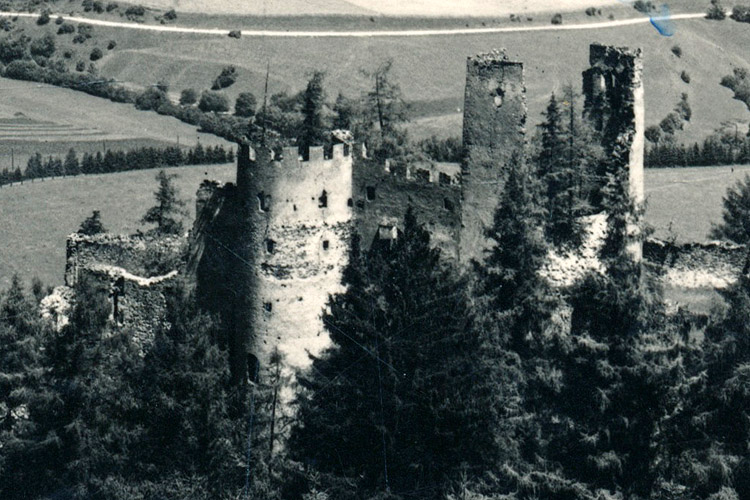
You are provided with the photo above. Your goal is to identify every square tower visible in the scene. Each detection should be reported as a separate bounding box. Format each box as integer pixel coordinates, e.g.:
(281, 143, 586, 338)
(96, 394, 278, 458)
(459, 50, 527, 266)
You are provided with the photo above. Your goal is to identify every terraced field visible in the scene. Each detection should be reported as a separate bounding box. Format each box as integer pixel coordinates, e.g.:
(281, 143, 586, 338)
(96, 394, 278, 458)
(0, 78, 232, 173)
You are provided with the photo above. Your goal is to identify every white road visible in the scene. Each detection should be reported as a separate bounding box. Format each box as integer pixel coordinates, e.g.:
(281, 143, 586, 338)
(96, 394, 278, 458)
(1, 11, 706, 38)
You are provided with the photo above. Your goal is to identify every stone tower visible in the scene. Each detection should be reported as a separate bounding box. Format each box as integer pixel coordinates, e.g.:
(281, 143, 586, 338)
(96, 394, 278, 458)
(239, 144, 354, 379)
(459, 50, 527, 265)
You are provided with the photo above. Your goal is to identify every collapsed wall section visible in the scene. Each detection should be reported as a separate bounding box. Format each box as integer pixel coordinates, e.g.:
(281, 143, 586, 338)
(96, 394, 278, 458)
(241, 144, 354, 378)
(460, 50, 527, 265)
(352, 157, 462, 260)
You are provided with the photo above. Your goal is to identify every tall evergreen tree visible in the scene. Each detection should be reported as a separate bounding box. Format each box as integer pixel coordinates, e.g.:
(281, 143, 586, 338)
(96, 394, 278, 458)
(298, 71, 328, 158)
(291, 209, 492, 499)
(141, 170, 187, 236)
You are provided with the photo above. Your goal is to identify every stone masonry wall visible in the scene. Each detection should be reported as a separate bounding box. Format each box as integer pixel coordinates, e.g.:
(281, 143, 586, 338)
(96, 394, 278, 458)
(460, 50, 527, 266)
(239, 144, 353, 378)
(353, 156, 462, 260)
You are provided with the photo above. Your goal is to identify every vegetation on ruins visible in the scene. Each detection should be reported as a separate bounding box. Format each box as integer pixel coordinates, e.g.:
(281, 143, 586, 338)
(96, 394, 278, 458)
(77, 209, 107, 235)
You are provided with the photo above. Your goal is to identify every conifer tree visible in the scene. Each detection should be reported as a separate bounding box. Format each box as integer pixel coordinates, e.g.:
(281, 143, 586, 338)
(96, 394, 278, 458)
(291, 209, 491, 498)
(141, 170, 187, 236)
(77, 210, 107, 235)
(299, 71, 328, 158)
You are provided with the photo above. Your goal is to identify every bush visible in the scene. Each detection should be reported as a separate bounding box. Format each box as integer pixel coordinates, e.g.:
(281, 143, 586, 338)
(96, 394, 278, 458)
(680, 70, 691, 83)
(106, 2, 118, 12)
(57, 23, 75, 34)
(82, 0, 93, 11)
(63, 50, 73, 58)
(107, 39, 116, 50)
(199, 91, 229, 113)
(585, 7, 597, 16)
(659, 111, 683, 134)
(0, 37, 28, 64)
(135, 87, 169, 111)
(211, 65, 237, 90)
(92, 1, 104, 13)
(30, 33, 55, 58)
(551, 13, 563, 24)
(228, 29, 241, 38)
(125, 5, 145, 19)
(731, 5, 750, 22)
(234, 92, 257, 117)
(89, 47, 103, 61)
(55, 16, 64, 25)
(707, 0, 727, 19)
(75, 59, 85, 71)
(179, 88, 198, 105)
(163, 8, 176, 20)
(671, 45, 682, 57)
(644, 125, 662, 144)
(36, 9, 50, 25)
(710, 174, 750, 242)
(633, 0, 654, 13)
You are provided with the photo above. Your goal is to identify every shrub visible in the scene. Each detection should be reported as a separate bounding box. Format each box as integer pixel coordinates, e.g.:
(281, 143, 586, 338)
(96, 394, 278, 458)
(179, 88, 198, 105)
(731, 5, 750, 22)
(671, 45, 682, 57)
(55, 16, 64, 25)
(125, 5, 145, 19)
(644, 125, 662, 144)
(680, 70, 691, 83)
(63, 50, 73, 58)
(228, 29, 241, 38)
(163, 8, 176, 20)
(585, 7, 597, 16)
(199, 91, 229, 113)
(659, 111, 683, 134)
(106, 2, 119, 12)
(707, 0, 726, 19)
(82, 0, 94, 11)
(234, 92, 257, 117)
(89, 47, 103, 61)
(0, 37, 28, 64)
(30, 33, 56, 58)
(78, 24, 94, 37)
(551, 13, 563, 24)
(633, 0, 654, 13)
(107, 39, 116, 49)
(710, 174, 750, 242)
(135, 87, 169, 111)
(92, 1, 104, 13)
(72, 34, 86, 44)
(57, 23, 75, 34)
(36, 9, 50, 25)
(211, 65, 237, 90)
(75, 59, 85, 71)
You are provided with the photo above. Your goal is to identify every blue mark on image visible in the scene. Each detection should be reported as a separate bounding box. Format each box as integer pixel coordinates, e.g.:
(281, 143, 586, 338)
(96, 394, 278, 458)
(616, 1, 675, 36)
(650, 3, 675, 36)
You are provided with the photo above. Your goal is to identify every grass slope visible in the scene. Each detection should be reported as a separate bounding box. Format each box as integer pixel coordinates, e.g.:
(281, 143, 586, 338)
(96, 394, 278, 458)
(0, 77, 232, 170)
(1, 161, 747, 289)
(0, 163, 236, 288)
(21, 14, 739, 145)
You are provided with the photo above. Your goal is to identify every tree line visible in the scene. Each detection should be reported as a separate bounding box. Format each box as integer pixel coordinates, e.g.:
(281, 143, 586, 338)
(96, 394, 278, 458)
(645, 132, 750, 168)
(0, 143, 233, 187)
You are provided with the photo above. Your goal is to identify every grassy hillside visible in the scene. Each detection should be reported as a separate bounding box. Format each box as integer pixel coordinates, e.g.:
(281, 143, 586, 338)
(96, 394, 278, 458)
(4, 13, 741, 146)
(0, 77, 232, 171)
(1, 161, 747, 289)
(0, 163, 236, 289)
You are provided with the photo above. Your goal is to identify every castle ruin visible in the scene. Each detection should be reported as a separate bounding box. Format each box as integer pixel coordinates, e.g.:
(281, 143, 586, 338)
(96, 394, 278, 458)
(56, 43, 650, 385)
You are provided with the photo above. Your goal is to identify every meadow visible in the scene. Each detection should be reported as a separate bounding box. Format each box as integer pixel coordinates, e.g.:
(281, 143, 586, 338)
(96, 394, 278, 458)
(2, 3, 745, 147)
(0, 77, 232, 171)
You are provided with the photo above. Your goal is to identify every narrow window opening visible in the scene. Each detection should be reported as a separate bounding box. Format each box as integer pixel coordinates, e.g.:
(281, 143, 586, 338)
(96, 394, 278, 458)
(319, 190, 328, 208)
(266, 239, 275, 253)
(263, 302, 273, 312)
(322, 240, 330, 251)
(366, 186, 376, 201)
(257, 192, 271, 212)
(347, 198, 353, 207)
(443, 198, 455, 212)
(247, 354, 260, 383)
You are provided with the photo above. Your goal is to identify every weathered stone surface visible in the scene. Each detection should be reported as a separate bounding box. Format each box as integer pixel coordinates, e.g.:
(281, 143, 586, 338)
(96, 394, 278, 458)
(460, 50, 527, 266)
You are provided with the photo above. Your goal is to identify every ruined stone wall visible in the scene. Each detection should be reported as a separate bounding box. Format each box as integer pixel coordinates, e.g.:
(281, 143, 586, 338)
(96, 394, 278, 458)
(583, 44, 645, 204)
(353, 157, 462, 259)
(238, 144, 353, 377)
(460, 51, 527, 265)
(645, 239, 746, 290)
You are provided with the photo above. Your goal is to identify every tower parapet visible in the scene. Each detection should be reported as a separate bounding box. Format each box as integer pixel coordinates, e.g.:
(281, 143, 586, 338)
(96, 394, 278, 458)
(460, 49, 527, 265)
